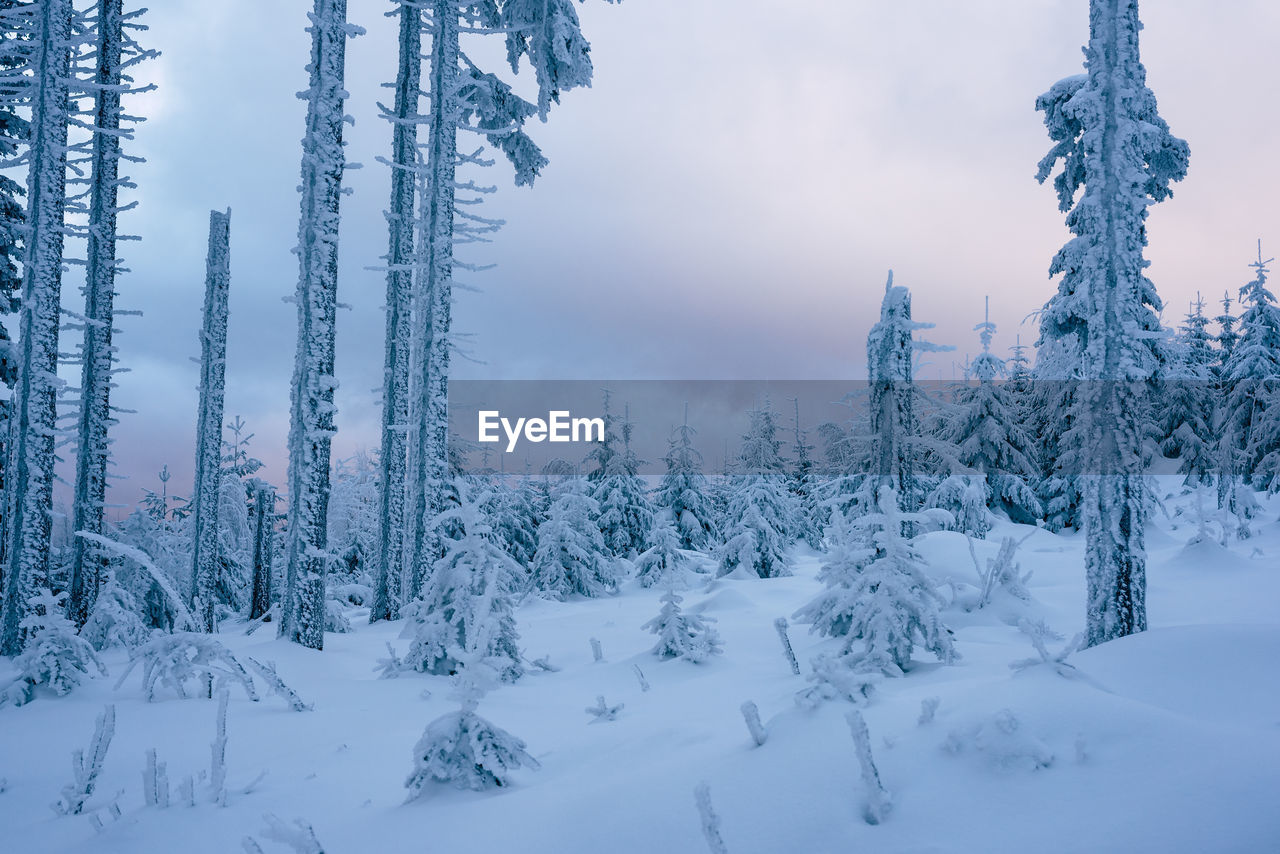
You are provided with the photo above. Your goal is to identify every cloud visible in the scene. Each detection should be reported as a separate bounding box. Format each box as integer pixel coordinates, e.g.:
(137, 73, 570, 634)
(70, 0, 1279, 508)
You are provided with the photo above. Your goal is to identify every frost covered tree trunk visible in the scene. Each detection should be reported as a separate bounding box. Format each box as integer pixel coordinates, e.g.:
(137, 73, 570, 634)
(68, 0, 150, 628)
(1, 0, 74, 656)
(1035, 0, 1189, 647)
(249, 484, 274, 621)
(867, 274, 917, 512)
(281, 0, 355, 650)
(371, 0, 421, 624)
(189, 210, 231, 633)
(404, 1, 459, 602)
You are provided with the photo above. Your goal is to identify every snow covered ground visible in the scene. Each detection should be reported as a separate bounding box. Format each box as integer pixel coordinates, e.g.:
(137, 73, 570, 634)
(3, 485, 1279, 853)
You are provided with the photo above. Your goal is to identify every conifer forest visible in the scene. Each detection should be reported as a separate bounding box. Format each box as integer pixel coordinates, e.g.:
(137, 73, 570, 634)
(0, 2, 1278, 852)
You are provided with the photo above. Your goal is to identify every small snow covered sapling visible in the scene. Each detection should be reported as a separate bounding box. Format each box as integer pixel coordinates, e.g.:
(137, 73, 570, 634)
(633, 664, 650, 692)
(635, 521, 688, 588)
(740, 701, 767, 747)
(115, 633, 258, 702)
(143, 748, 171, 808)
(643, 588, 723, 664)
(590, 637, 604, 663)
(2, 590, 107, 706)
(405, 680, 540, 796)
(54, 705, 116, 816)
(530, 655, 561, 673)
(1009, 619, 1083, 679)
(374, 643, 403, 679)
(585, 695, 624, 723)
(968, 533, 1034, 609)
(774, 617, 801, 675)
(795, 491, 957, 676)
(244, 657, 312, 712)
(693, 782, 730, 854)
(795, 653, 880, 710)
(918, 697, 941, 726)
(846, 710, 892, 825)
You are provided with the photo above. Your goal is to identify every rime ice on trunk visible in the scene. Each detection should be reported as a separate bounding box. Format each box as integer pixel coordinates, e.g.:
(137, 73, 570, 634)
(867, 274, 917, 512)
(189, 210, 231, 634)
(1, 0, 75, 656)
(249, 485, 275, 621)
(371, 1, 421, 624)
(282, 0, 355, 650)
(69, 0, 152, 627)
(1035, 0, 1189, 647)
(404, 1, 460, 603)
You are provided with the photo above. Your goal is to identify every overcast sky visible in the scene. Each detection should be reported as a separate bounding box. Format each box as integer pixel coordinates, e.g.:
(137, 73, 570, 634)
(81, 0, 1280, 511)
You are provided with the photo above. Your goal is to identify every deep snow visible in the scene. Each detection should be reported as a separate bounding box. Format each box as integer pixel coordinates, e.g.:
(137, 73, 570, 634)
(2, 484, 1278, 853)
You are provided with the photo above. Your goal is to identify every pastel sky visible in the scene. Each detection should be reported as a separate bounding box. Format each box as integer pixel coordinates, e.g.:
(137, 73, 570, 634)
(72, 0, 1280, 512)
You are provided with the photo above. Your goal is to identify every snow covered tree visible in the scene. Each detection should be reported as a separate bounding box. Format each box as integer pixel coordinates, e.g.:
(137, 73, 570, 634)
(592, 404, 652, 557)
(1219, 242, 1280, 486)
(0, 0, 29, 561)
(282, 0, 360, 650)
(370, 0, 421, 625)
(530, 479, 616, 599)
(1215, 291, 1238, 372)
(404, 679, 539, 795)
(654, 405, 715, 550)
(405, 0, 612, 602)
(1160, 295, 1216, 484)
(1034, 0, 1189, 647)
(934, 300, 1041, 528)
(1, 0, 76, 656)
(189, 210, 231, 634)
(403, 482, 523, 683)
(865, 272, 949, 514)
(66, 0, 156, 629)
(328, 451, 379, 584)
(794, 490, 956, 675)
(788, 397, 823, 549)
(717, 404, 798, 579)
(642, 587, 722, 663)
(483, 473, 540, 569)
(2, 589, 106, 705)
(634, 521, 688, 589)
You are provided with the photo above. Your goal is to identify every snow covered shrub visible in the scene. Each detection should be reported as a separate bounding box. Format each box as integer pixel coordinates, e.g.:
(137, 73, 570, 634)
(530, 479, 618, 599)
(847, 710, 892, 825)
(642, 588, 723, 663)
(794, 652, 879, 710)
(794, 491, 956, 676)
(114, 633, 257, 702)
(405, 685, 540, 795)
(53, 704, 116, 816)
(1009, 619, 1082, 679)
(585, 695, 624, 723)
(1, 590, 106, 706)
(943, 708, 1054, 772)
(79, 582, 152, 651)
(323, 599, 352, 634)
(970, 534, 1034, 608)
(634, 522, 688, 589)
(401, 484, 524, 683)
(926, 475, 992, 538)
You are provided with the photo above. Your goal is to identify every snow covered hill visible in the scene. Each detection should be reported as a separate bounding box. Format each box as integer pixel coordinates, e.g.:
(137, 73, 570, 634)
(3, 487, 1278, 854)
